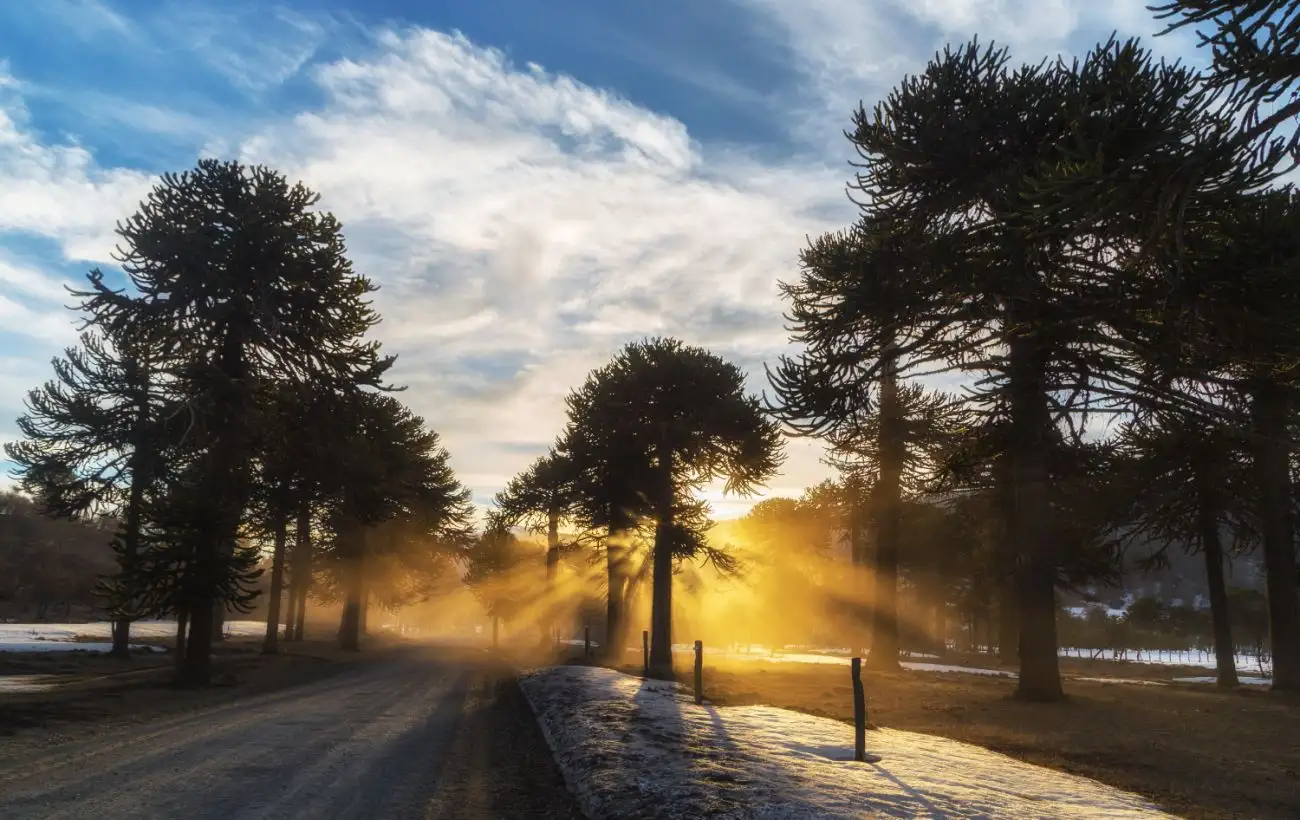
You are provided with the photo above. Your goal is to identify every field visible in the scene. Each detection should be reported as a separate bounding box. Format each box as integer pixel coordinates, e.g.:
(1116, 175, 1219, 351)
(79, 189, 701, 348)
(644, 654, 1300, 820)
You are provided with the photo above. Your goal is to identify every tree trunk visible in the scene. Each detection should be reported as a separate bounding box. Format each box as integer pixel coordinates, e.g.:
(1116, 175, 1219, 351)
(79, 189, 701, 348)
(546, 507, 560, 641)
(492, 614, 500, 648)
(1007, 330, 1063, 702)
(262, 512, 290, 654)
(1249, 379, 1300, 691)
(290, 502, 312, 642)
(932, 601, 947, 656)
(998, 573, 1019, 664)
(649, 437, 676, 679)
(338, 527, 364, 651)
(173, 607, 189, 681)
(109, 382, 155, 659)
(1197, 488, 1238, 689)
(360, 587, 369, 637)
(847, 477, 869, 657)
(604, 522, 628, 662)
(868, 345, 903, 670)
(284, 584, 298, 642)
(182, 593, 214, 687)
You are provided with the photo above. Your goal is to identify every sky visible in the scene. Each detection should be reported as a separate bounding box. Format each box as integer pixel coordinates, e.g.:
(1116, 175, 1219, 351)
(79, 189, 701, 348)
(0, 0, 1204, 518)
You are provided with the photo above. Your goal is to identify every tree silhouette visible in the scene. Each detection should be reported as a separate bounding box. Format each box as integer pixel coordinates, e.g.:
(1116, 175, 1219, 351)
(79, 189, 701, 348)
(70, 159, 392, 685)
(567, 338, 782, 678)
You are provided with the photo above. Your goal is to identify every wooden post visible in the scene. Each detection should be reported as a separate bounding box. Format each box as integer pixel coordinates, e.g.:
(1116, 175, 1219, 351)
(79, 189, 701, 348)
(643, 630, 650, 676)
(694, 640, 704, 704)
(852, 657, 867, 762)
(584, 625, 591, 660)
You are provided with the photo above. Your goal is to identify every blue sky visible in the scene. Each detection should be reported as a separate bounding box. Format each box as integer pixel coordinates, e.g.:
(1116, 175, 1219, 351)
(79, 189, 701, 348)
(0, 0, 1202, 516)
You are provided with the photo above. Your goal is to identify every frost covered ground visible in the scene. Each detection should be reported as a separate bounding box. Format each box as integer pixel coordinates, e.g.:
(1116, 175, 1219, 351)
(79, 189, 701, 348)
(0, 619, 263, 652)
(520, 665, 1173, 819)
(662, 643, 1272, 685)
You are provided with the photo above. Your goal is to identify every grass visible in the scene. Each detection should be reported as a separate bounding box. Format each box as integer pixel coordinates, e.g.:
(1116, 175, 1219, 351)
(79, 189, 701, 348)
(640, 654, 1300, 820)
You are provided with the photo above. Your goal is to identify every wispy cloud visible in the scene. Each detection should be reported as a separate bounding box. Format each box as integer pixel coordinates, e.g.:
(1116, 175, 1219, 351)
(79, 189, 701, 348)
(0, 1, 1206, 513)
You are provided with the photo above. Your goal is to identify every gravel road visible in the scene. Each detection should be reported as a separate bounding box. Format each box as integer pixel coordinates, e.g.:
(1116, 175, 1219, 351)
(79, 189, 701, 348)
(0, 645, 581, 820)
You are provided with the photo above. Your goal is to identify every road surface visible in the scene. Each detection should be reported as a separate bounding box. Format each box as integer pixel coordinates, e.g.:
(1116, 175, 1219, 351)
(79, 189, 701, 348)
(0, 646, 581, 819)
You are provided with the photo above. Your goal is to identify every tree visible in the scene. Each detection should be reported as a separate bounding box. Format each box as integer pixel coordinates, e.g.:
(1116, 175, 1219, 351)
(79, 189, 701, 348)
(323, 392, 473, 651)
(566, 338, 782, 679)
(1109, 402, 1255, 687)
(464, 525, 543, 647)
(6, 327, 171, 656)
(1151, 0, 1300, 152)
(492, 450, 581, 639)
(784, 38, 1208, 701)
(72, 159, 393, 685)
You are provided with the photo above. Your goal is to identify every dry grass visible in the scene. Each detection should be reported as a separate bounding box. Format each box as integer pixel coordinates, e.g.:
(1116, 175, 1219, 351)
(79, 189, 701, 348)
(655, 656, 1300, 820)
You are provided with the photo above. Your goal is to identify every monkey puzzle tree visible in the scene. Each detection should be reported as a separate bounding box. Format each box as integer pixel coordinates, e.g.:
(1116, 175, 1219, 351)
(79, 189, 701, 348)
(811, 38, 1200, 700)
(5, 326, 171, 657)
(559, 365, 658, 660)
(1109, 397, 1255, 688)
(569, 338, 783, 679)
(324, 391, 473, 651)
(1152, 0, 1300, 152)
(492, 450, 581, 638)
(72, 159, 393, 685)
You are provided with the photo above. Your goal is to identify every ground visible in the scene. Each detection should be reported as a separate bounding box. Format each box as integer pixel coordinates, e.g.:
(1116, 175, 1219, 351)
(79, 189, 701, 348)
(596, 652, 1300, 820)
(523, 665, 1175, 819)
(0, 637, 581, 819)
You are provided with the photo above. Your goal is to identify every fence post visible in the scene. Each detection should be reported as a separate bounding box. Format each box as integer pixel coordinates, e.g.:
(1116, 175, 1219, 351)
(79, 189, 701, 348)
(694, 640, 704, 704)
(852, 657, 867, 762)
(584, 625, 591, 660)
(643, 630, 650, 676)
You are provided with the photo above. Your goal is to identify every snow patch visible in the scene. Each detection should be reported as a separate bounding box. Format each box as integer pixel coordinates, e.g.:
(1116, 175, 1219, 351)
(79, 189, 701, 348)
(1172, 675, 1271, 687)
(520, 665, 1173, 819)
(0, 620, 263, 653)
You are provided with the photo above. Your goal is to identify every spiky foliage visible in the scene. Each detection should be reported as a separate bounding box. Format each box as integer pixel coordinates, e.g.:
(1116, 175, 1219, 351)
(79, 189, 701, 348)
(565, 337, 783, 677)
(1152, 0, 1300, 151)
(1110, 397, 1255, 686)
(322, 391, 474, 650)
(67, 159, 393, 685)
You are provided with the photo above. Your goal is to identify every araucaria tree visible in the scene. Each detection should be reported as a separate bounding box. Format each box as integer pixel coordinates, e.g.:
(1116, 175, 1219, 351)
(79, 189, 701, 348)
(566, 338, 783, 679)
(73, 159, 392, 685)
(324, 391, 473, 651)
(773, 38, 1214, 700)
(492, 450, 580, 638)
(6, 325, 172, 658)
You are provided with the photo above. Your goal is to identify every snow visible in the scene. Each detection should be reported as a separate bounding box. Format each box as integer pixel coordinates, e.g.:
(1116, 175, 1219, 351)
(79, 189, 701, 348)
(1172, 675, 1271, 687)
(0, 674, 59, 692)
(0, 620, 263, 653)
(521, 665, 1173, 819)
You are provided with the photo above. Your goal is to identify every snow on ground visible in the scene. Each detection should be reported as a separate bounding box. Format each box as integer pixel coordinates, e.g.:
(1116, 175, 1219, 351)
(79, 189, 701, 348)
(1172, 675, 1271, 687)
(521, 665, 1173, 819)
(0, 674, 60, 692)
(660, 643, 1272, 684)
(0, 620, 263, 652)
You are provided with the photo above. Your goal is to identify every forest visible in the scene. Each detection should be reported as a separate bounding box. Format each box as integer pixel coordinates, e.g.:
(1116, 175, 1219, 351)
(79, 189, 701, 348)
(1, 0, 1298, 708)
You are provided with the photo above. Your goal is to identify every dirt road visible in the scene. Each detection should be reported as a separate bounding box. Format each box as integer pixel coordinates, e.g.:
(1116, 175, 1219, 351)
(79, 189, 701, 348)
(0, 645, 581, 820)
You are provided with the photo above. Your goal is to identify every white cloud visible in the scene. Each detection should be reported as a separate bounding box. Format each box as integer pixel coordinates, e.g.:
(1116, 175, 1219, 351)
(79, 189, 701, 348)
(0, 2, 1208, 516)
(0, 69, 154, 263)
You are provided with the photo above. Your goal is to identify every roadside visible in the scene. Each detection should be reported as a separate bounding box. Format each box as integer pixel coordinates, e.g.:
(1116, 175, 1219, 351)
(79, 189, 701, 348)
(0, 632, 408, 742)
(422, 654, 586, 819)
(680, 657, 1300, 820)
(0, 642, 586, 820)
(522, 665, 1171, 819)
